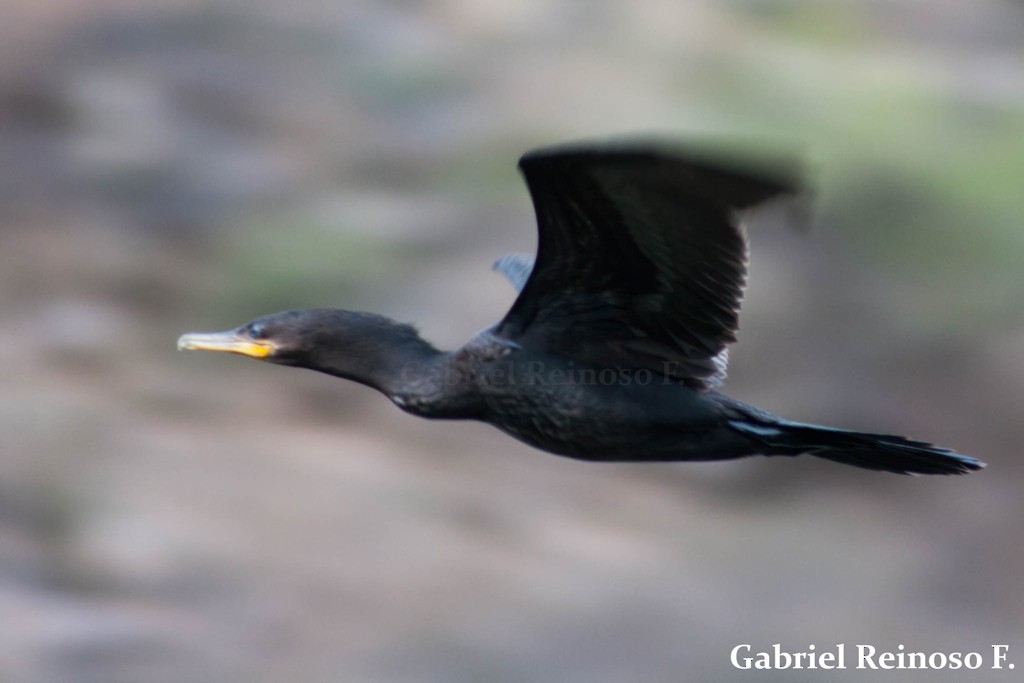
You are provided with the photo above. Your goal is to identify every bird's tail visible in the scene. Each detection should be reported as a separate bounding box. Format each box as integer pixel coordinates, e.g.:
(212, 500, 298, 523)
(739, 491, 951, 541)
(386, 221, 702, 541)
(730, 420, 984, 475)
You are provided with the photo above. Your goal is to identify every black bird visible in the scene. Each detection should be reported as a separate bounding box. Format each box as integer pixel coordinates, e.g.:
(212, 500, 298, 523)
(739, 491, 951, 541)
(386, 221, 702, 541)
(178, 141, 983, 475)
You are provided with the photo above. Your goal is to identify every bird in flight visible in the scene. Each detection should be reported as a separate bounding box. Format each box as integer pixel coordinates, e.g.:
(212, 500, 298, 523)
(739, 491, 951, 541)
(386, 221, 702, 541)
(179, 141, 983, 475)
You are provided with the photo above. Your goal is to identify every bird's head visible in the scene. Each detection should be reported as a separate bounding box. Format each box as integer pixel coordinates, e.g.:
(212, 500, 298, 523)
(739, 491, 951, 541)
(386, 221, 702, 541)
(178, 309, 323, 365)
(178, 308, 437, 384)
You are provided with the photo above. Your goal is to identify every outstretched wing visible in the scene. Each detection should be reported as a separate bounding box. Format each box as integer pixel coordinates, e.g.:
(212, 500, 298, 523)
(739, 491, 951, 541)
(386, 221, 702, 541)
(494, 141, 801, 389)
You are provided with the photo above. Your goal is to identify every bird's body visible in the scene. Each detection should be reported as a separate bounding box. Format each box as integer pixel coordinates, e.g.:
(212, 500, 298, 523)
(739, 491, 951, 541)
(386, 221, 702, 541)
(386, 333, 733, 461)
(179, 140, 984, 475)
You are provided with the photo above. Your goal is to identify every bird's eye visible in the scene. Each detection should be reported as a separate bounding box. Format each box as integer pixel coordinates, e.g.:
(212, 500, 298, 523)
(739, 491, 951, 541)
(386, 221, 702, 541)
(248, 323, 265, 338)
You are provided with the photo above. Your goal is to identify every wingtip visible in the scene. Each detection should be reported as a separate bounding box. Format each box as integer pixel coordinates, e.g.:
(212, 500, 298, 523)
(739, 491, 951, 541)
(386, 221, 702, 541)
(518, 136, 810, 211)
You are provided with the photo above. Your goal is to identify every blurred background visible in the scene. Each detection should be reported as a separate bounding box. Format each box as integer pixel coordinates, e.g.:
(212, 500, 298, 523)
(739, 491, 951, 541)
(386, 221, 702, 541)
(2, 1, 1023, 681)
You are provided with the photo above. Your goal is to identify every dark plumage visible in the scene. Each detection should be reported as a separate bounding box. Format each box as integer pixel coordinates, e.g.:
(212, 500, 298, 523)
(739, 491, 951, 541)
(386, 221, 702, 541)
(178, 141, 984, 475)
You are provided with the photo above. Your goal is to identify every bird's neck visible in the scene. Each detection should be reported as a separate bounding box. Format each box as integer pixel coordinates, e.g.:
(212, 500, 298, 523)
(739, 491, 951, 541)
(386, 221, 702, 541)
(311, 333, 475, 417)
(310, 331, 431, 386)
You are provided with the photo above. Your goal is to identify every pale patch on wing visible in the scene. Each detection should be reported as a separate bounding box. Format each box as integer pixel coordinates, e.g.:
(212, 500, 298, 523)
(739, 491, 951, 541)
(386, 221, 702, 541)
(729, 420, 782, 437)
(707, 347, 730, 387)
(492, 253, 535, 293)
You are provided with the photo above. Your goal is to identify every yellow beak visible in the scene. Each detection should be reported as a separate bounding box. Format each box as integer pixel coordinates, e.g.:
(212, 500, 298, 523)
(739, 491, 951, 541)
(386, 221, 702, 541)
(177, 330, 276, 359)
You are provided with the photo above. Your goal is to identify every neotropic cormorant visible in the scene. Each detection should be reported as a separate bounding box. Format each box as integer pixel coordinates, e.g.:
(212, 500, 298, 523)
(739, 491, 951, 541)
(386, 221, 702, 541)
(179, 141, 983, 475)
